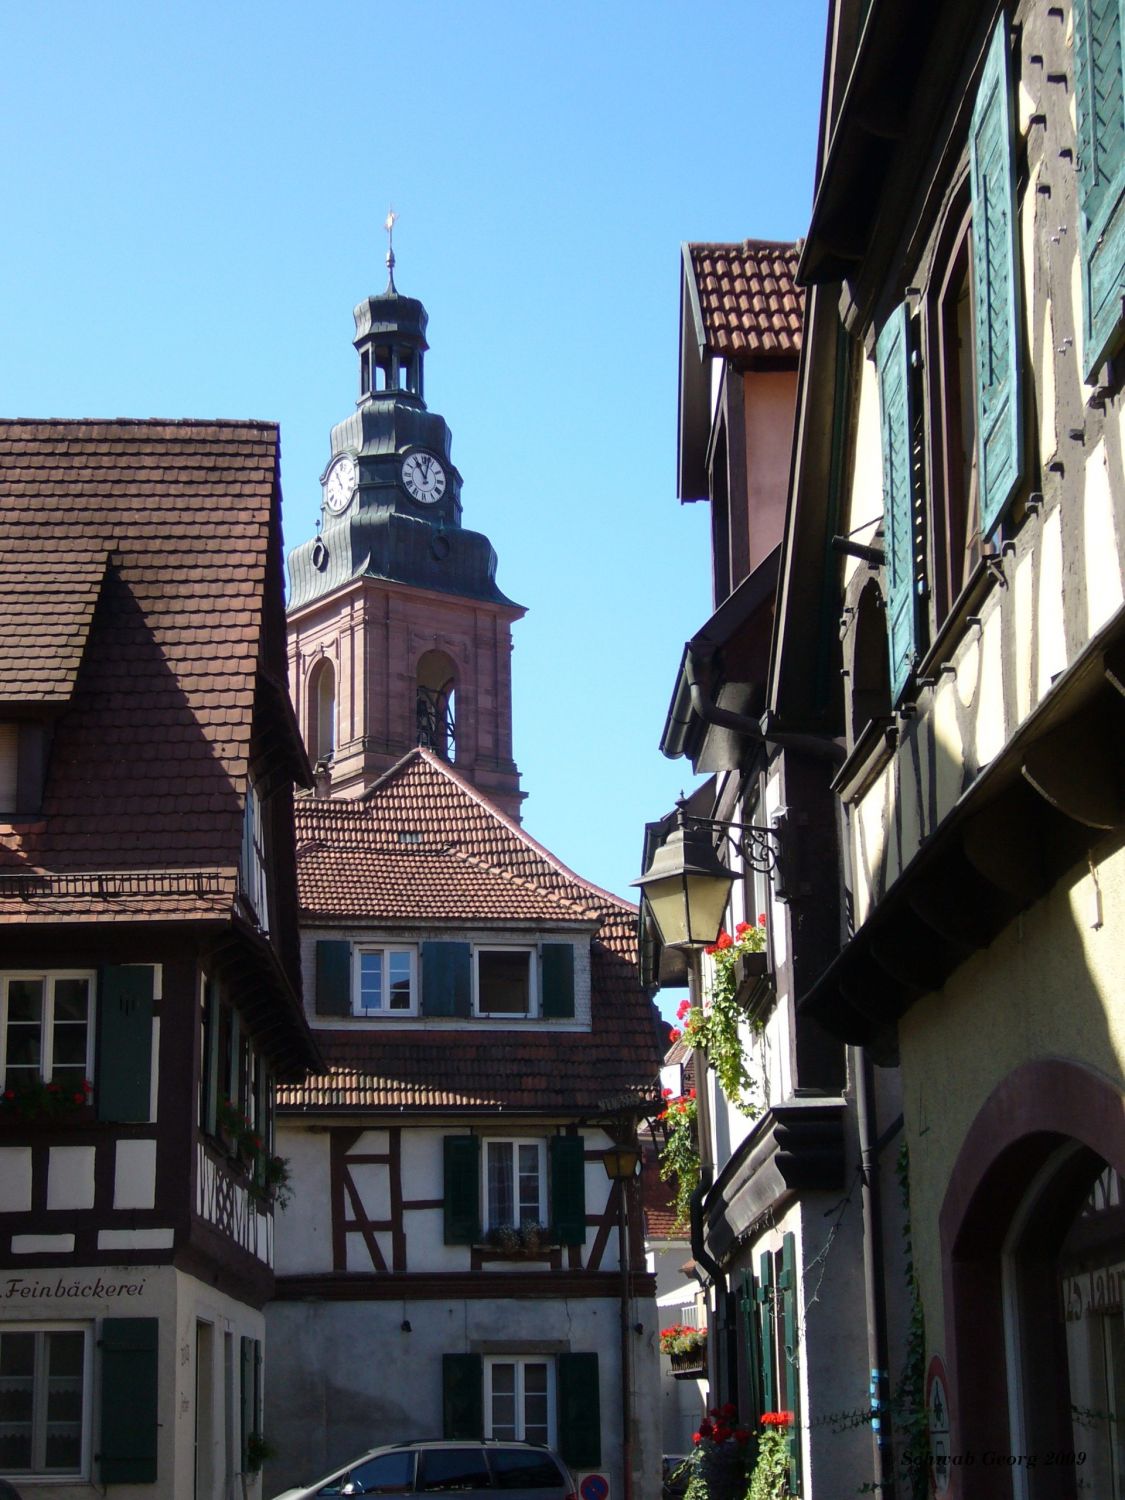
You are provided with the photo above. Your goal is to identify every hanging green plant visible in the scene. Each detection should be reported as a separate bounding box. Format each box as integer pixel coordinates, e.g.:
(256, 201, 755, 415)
(668, 921, 766, 1116)
(658, 1089, 699, 1229)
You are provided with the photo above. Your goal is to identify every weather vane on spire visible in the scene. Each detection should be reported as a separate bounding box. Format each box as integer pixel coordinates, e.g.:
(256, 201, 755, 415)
(385, 208, 398, 292)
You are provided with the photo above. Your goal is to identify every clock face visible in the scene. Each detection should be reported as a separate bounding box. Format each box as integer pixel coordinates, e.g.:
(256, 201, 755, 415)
(401, 451, 447, 505)
(323, 455, 358, 513)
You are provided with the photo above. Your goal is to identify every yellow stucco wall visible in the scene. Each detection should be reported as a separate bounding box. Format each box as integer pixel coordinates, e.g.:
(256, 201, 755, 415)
(897, 835, 1125, 1352)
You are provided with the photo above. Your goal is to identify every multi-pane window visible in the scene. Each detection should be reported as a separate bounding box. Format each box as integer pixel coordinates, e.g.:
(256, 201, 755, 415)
(0, 1327, 88, 1475)
(475, 948, 535, 1017)
(1, 974, 93, 1092)
(485, 1139, 545, 1230)
(240, 781, 269, 933)
(485, 1357, 554, 1447)
(356, 947, 416, 1015)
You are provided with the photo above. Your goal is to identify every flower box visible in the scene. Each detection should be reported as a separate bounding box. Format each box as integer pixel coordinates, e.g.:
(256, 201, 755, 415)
(669, 1350, 707, 1380)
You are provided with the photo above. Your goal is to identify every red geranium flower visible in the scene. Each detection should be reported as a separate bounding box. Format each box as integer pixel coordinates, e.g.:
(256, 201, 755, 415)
(735, 921, 750, 937)
(698, 1419, 713, 1439)
(662, 1087, 673, 1098)
(758, 912, 767, 926)
(668, 1028, 682, 1043)
(676, 999, 691, 1020)
(716, 931, 733, 950)
(691, 1433, 701, 1446)
(687, 1088, 697, 1099)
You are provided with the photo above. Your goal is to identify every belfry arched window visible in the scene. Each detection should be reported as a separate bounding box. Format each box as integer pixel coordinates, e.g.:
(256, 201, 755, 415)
(307, 658, 336, 765)
(416, 650, 456, 762)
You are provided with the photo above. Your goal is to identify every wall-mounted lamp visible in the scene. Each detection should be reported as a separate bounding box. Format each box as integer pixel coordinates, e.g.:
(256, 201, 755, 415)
(601, 1144, 642, 1182)
(633, 801, 780, 951)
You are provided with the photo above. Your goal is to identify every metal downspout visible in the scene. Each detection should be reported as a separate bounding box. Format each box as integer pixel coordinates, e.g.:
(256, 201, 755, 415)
(684, 670, 846, 766)
(854, 1045, 896, 1499)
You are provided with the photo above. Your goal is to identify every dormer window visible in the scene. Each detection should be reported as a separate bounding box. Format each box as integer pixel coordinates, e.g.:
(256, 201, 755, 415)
(356, 946, 416, 1015)
(475, 947, 536, 1018)
(0, 720, 47, 819)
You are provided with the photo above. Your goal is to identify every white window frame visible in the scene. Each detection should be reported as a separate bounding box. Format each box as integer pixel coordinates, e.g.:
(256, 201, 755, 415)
(240, 781, 269, 934)
(352, 946, 418, 1016)
(0, 1322, 93, 1478)
(473, 945, 538, 1018)
(484, 1355, 556, 1447)
(483, 1137, 547, 1232)
(0, 971, 96, 1090)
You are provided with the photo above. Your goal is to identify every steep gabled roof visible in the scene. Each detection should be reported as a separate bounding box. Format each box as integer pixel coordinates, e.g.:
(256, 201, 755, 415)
(0, 418, 288, 912)
(280, 749, 664, 1114)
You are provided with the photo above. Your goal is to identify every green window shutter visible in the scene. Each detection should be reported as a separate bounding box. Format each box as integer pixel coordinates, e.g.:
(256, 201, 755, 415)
(971, 13, 1023, 537)
(99, 1317, 158, 1483)
(739, 1268, 763, 1423)
(558, 1352, 601, 1468)
(96, 965, 154, 1123)
(315, 939, 352, 1017)
(757, 1250, 776, 1413)
(876, 303, 921, 703)
(422, 941, 472, 1017)
(1075, 0, 1125, 377)
(443, 1134, 481, 1244)
(442, 1353, 483, 1439)
(240, 1335, 255, 1469)
(780, 1234, 802, 1492)
(203, 980, 220, 1136)
(549, 1134, 587, 1245)
(541, 943, 575, 1018)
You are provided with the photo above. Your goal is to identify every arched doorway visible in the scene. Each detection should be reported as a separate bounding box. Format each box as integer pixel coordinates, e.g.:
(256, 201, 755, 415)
(939, 1061, 1125, 1498)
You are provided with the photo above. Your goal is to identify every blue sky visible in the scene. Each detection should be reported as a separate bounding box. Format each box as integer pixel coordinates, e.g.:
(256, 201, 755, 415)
(1, 2, 827, 936)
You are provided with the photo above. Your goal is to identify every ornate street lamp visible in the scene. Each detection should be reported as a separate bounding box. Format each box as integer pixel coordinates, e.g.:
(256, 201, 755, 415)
(631, 817, 735, 951)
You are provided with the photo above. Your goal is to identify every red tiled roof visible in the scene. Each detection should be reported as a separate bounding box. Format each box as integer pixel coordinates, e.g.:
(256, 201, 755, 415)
(641, 1140, 682, 1241)
(280, 750, 663, 1114)
(0, 419, 280, 904)
(686, 240, 804, 358)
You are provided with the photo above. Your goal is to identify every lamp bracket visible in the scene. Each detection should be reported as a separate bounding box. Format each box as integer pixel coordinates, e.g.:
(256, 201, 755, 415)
(681, 814, 781, 875)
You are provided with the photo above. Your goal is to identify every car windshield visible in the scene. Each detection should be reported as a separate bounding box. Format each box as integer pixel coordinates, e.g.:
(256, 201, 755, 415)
(318, 1452, 415, 1496)
(487, 1450, 565, 1490)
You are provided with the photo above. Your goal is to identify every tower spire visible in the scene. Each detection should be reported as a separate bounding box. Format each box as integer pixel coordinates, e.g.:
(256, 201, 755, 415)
(384, 209, 397, 294)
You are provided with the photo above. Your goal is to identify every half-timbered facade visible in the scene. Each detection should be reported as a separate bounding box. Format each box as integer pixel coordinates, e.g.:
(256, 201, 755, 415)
(641, 242, 909, 1496)
(774, 1, 1125, 1494)
(0, 420, 318, 1498)
(267, 750, 662, 1500)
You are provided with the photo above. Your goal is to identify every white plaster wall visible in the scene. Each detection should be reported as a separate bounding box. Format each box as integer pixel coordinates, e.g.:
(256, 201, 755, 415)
(46, 1145, 96, 1211)
(842, 356, 885, 591)
(0, 1145, 32, 1211)
(274, 1124, 333, 1274)
(265, 1294, 662, 1500)
(301, 925, 595, 1031)
(113, 1137, 157, 1210)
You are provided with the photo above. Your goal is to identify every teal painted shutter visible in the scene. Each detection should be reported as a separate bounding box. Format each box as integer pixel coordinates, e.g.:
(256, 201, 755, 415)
(240, 1336, 255, 1469)
(876, 303, 920, 702)
(971, 13, 1023, 538)
(549, 1134, 586, 1244)
(315, 939, 351, 1016)
(541, 943, 575, 1018)
(757, 1251, 776, 1412)
(740, 1269, 763, 1423)
(422, 941, 472, 1017)
(557, 1352, 601, 1467)
(99, 1317, 158, 1483)
(442, 1353, 483, 1439)
(96, 965, 154, 1123)
(780, 1234, 802, 1491)
(443, 1134, 481, 1244)
(1075, 0, 1125, 377)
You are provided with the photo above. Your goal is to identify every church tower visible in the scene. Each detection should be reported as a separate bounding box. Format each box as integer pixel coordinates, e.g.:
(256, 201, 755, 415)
(287, 247, 526, 820)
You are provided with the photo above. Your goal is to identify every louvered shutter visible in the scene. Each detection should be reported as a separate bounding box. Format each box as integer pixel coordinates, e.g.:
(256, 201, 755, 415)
(557, 1352, 601, 1467)
(203, 980, 221, 1136)
(876, 303, 921, 703)
(443, 1134, 481, 1244)
(96, 965, 154, 1123)
(549, 1134, 586, 1244)
(757, 1250, 776, 1412)
(780, 1233, 802, 1492)
(1075, 0, 1125, 377)
(315, 939, 351, 1016)
(740, 1268, 763, 1422)
(99, 1318, 159, 1483)
(442, 1353, 483, 1439)
(422, 941, 472, 1017)
(541, 943, 575, 1018)
(971, 13, 1023, 537)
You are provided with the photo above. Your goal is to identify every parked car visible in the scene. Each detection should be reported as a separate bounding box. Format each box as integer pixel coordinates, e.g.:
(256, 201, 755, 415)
(269, 1439, 579, 1500)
